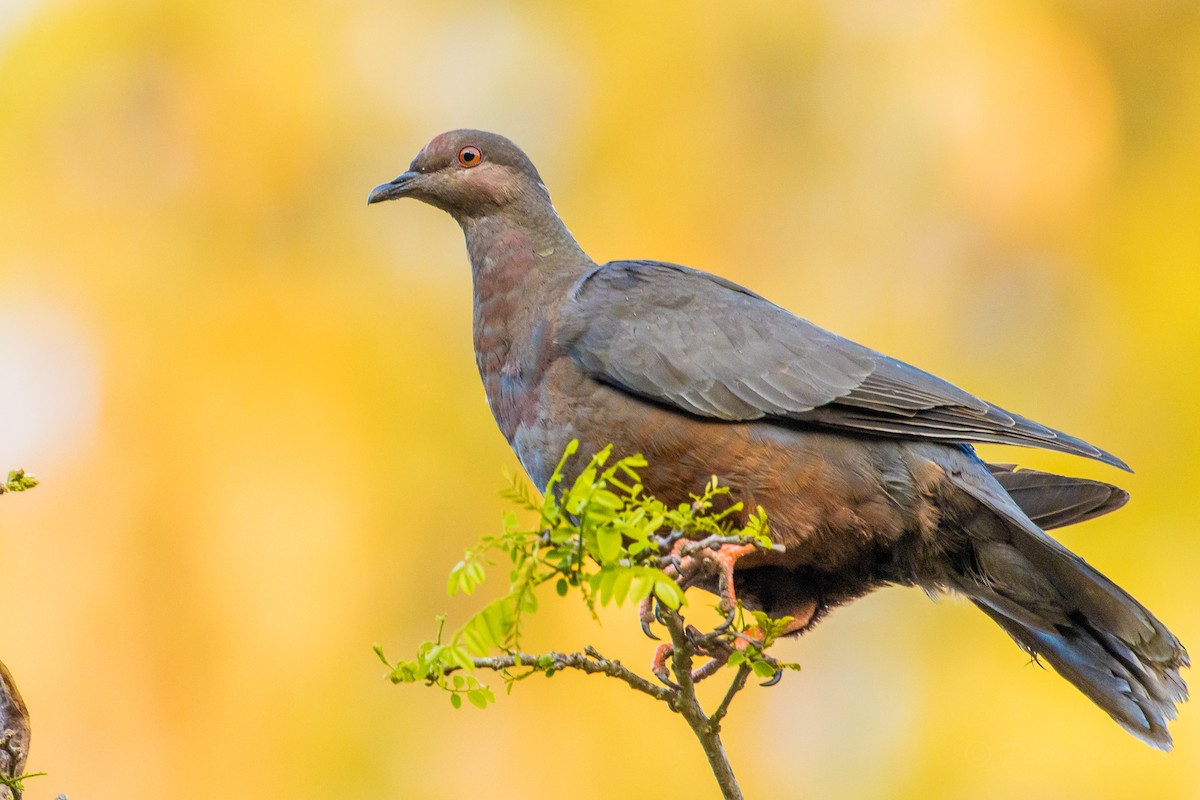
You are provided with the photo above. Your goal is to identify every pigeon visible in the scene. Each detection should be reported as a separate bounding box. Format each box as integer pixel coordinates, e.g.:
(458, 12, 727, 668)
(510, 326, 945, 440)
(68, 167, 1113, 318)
(369, 129, 1187, 748)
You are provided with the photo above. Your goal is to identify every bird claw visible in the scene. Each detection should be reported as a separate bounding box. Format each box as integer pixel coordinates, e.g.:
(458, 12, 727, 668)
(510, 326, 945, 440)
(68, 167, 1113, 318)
(760, 665, 785, 687)
(654, 671, 680, 691)
(713, 605, 738, 632)
(651, 643, 679, 689)
(639, 597, 663, 639)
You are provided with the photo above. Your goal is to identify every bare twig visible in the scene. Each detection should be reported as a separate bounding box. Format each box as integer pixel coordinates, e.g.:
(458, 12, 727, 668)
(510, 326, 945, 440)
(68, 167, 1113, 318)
(709, 664, 752, 736)
(464, 651, 673, 702)
(460, 614, 752, 800)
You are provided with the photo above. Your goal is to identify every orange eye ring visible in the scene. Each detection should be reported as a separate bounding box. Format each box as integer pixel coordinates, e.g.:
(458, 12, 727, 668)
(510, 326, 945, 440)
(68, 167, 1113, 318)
(457, 145, 482, 168)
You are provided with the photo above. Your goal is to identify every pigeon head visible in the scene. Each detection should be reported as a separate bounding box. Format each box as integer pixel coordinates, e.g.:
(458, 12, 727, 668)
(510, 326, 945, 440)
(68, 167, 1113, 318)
(368, 129, 551, 220)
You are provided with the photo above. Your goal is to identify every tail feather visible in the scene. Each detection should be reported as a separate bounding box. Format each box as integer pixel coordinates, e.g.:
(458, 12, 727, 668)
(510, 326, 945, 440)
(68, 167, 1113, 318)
(987, 463, 1129, 530)
(938, 454, 1188, 749)
(971, 599, 1185, 749)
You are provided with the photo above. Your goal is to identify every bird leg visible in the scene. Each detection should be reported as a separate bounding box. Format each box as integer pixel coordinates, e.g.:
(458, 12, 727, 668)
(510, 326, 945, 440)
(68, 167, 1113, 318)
(642, 535, 802, 685)
(674, 541, 759, 613)
(640, 537, 769, 640)
(651, 642, 680, 688)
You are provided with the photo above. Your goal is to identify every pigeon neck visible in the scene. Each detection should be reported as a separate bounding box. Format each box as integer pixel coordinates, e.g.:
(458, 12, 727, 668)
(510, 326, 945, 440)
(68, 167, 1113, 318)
(463, 201, 592, 449)
(460, 197, 587, 281)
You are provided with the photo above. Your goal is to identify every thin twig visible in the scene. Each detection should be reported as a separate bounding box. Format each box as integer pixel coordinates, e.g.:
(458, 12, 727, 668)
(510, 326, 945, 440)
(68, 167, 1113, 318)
(466, 651, 673, 702)
(458, 626, 748, 800)
(708, 663, 752, 736)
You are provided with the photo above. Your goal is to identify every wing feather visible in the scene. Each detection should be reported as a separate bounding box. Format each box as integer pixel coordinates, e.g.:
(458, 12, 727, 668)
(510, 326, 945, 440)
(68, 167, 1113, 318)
(559, 260, 1128, 470)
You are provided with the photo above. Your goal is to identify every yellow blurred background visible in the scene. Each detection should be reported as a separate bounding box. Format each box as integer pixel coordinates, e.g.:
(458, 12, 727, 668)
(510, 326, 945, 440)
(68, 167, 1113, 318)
(1, 0, 1198, 797)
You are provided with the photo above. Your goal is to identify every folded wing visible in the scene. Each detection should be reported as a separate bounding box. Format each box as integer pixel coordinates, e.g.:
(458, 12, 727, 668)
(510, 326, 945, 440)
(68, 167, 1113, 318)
(560, 260, 1128, 470)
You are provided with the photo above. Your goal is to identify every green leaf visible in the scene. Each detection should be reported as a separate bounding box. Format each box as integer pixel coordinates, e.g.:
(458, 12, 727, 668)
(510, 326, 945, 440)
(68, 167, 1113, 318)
(610, 568, 634, 607)
(372, 643, 390, 667)
(596, 569, 616, 606)
(447, 645, 474, 671)
(450, 693, 463, 709)
(447, 561, 466, 596)
(751, 659, 778, 679)
(589, 488, 624, 514)
(544, 439, 580, 497)
(629, 572, 655, 603)
(481, 604, 509, 646)
(596, 527, 622, 562)
(396, 442, 784, 711)
(653, 577, 686, 609)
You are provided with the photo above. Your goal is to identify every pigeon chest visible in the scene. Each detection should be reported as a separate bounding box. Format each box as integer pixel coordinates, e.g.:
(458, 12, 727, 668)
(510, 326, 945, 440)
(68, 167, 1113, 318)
(475, 316, 559, 446)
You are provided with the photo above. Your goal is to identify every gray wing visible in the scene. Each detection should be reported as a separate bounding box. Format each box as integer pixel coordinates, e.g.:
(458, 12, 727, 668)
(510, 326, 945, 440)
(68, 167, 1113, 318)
(559, 260, 1129, 470)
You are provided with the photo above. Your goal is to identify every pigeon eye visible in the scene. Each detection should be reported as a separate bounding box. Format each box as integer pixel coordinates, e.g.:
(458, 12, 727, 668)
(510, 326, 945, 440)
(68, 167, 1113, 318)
(457, 146, 482, 168)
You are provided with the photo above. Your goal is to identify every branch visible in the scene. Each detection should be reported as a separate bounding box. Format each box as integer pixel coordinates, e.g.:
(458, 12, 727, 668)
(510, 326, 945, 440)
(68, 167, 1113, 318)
(462, 649, 673, 702)
(388, 445, 804, 800)
(659, 607, 745, 800)
(458, 628, 751, 800)
(709, 663, 752, 736)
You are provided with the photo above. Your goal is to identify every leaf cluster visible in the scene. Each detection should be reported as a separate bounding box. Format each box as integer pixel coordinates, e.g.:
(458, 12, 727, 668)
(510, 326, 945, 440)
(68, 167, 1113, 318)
(0, 470, 37, 496)
(375, 440, 776, 706)
(0, 770, 46, 797)
(726, 609, 803, 680)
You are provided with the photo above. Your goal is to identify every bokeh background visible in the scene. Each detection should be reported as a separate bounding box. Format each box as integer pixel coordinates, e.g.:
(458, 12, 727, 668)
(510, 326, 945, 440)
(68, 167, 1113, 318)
(1, 0, 1198, 797)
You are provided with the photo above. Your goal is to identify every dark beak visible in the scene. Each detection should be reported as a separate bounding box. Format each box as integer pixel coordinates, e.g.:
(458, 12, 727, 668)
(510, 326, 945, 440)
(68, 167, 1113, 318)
(367, 171, 421, 205)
